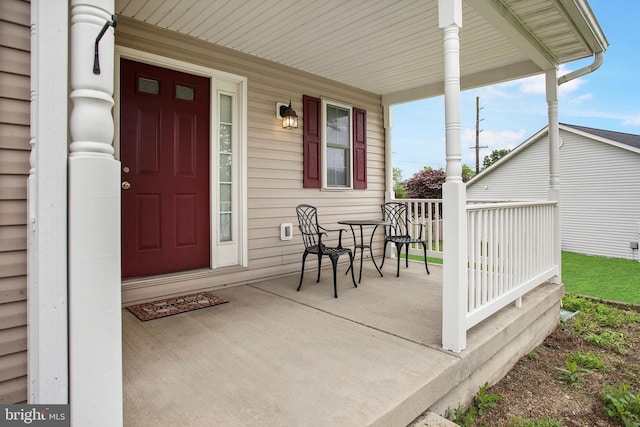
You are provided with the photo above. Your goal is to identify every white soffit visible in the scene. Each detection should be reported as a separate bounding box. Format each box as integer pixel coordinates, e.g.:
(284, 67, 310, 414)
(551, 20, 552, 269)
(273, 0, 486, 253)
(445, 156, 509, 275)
(115, 0, 606, 100)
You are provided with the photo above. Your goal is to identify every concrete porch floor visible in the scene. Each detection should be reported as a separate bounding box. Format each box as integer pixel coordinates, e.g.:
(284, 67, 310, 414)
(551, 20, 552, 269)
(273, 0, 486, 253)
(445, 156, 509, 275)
(123, 262, 563, 426)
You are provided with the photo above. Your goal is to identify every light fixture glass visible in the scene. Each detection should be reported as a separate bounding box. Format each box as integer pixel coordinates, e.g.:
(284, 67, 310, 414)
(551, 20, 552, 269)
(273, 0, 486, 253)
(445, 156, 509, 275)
(279, 100, 298, 129)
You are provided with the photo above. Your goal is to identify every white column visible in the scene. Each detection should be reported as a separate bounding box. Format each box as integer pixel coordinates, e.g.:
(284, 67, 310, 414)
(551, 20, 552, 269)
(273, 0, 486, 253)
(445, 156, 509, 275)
(546, 69, 562, 283)
(383, 104, 395, 201)
(28, 0, 69, 404)
(69, 0, 123, 425)
(439, 0, 467, 353)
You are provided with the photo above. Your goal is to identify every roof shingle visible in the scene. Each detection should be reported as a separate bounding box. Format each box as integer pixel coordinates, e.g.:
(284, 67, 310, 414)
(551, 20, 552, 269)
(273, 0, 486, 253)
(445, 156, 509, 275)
(562, 123, 640, 149)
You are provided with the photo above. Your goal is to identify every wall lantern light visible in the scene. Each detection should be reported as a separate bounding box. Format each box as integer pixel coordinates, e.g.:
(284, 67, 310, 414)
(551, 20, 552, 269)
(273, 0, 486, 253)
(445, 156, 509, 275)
(276, 100, 298, 129)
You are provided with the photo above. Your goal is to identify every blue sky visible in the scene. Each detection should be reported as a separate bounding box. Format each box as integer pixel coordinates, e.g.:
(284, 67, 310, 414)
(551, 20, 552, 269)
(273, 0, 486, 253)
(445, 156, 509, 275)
(391, 1, 640, 179)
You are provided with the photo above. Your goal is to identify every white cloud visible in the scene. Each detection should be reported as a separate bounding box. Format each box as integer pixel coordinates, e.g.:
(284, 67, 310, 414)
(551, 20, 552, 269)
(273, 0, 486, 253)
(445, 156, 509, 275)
(558, 76, 587, 95)
(623, 114, 640, 126)
(562, 108, 640, 127)
(518, 74, 546, 95)
(497, 65, 588, 96)
(477, 85, 515, 100)
(461, 127, 525, 167)
(568, 93, 593, 105)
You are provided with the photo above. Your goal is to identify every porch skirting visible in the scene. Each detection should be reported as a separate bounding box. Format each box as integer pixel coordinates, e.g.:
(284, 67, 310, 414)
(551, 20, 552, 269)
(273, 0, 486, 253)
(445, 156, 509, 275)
(427, 282, 563, 417)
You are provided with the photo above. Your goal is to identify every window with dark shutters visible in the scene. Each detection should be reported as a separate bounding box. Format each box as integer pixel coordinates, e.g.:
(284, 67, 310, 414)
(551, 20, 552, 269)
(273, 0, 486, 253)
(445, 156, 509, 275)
(302, 95, 367, 189)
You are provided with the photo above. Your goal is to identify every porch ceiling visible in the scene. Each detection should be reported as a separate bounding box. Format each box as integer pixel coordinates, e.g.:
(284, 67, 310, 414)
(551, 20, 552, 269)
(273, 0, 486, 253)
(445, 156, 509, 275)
(115, 0, 607, 103)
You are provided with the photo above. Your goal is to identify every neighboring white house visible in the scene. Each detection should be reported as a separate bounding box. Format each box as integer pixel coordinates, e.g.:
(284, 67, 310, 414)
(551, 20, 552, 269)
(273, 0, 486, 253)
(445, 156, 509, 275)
(467, 124, 640, 260)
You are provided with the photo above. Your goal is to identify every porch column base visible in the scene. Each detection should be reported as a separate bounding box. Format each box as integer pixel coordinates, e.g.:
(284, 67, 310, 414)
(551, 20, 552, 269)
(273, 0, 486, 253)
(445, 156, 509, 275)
(442, 180, 467, 352)
(68, 157, 122, 425)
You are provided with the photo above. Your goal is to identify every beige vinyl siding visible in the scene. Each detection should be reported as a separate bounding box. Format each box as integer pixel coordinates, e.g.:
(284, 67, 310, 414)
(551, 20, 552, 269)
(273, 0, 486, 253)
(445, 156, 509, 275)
(116, 18, 386, 304)
(0, 0, 30, 403)
(468, 128, 640, 260)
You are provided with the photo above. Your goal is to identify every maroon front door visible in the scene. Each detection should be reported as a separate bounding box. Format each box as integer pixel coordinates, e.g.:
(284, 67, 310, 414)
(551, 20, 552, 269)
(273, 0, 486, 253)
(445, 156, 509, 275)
(120, 59, 211, 278)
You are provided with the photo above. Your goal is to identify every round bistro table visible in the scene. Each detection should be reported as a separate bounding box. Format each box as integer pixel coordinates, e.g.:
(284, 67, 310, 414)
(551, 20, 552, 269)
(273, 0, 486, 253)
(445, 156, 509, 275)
(337, 219, 388, 283)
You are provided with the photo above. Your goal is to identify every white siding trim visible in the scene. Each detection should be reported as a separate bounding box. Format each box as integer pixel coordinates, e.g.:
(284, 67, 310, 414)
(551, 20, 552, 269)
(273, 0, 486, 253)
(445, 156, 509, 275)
(28, 0, 69, 404)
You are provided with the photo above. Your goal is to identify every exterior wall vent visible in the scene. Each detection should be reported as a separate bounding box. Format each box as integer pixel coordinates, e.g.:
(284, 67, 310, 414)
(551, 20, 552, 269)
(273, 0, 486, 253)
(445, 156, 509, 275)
(280, 223, 293, 241)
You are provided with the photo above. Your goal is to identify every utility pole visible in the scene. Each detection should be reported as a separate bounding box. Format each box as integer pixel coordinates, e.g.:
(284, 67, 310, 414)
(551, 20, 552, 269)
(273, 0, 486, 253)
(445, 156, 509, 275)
(471, 96, 488, 174)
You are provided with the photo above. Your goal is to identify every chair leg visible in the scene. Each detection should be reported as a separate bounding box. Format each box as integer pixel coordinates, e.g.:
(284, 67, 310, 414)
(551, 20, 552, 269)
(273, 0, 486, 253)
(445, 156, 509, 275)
(380, 241, 388, 268)
(297, 251, 309, 291)
(395, 243, 402, 277)
(330, 255, 339, 298)
(316, 253, 323, 283)
(422, 242, 430, 274)
(405, 244, 409, 268)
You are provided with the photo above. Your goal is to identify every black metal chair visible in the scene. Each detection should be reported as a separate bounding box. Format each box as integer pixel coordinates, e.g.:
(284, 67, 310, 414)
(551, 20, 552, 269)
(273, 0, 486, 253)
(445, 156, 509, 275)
(296, 204, 356, 298)
(380, 202, 430, 277)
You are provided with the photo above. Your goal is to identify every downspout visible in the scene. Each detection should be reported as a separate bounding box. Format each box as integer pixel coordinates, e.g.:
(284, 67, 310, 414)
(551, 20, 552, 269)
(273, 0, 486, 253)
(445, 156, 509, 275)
(547, 51, 604, 283)
(558, 52, 604, 85)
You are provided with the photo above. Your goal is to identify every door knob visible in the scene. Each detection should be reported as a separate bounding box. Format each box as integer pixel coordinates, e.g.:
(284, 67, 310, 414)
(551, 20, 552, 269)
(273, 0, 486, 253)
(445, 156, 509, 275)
(122, 181, 131, 190)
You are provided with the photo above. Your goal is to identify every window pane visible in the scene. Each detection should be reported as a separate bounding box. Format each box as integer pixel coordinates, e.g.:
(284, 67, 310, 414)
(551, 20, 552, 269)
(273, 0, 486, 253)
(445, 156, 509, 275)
(220, 94, 232, 123)
(327, 147, 348, 186)
(220, 213, 232, 242)
(219, 93, 233, 243)
(220, 124, 232, 153)
(138, 77, 159, 95)
(176, 84, 194, 101)
(220, 183, 232, 212)
(326, 105, 349, 146)
(220, 153, 232, 182)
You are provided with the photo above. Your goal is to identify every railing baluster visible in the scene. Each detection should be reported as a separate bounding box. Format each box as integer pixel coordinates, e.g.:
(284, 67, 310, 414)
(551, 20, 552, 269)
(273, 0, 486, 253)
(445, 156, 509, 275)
(468, 211, 475, 311)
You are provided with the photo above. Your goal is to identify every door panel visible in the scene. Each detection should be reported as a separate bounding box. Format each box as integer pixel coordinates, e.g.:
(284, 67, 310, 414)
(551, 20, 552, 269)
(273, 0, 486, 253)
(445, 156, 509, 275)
(120, 59, 211, 278)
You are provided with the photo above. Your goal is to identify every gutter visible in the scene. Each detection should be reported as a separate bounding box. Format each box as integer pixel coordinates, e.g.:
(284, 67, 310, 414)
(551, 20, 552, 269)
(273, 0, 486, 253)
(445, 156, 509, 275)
(558, 51, 604, 85)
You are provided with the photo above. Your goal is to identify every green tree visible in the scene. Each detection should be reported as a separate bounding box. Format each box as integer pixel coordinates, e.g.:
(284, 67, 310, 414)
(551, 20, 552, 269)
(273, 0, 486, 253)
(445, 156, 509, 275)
(462, 164, 475, 181)
(482, 148, 510, 170)
(393, 167, 407, 198)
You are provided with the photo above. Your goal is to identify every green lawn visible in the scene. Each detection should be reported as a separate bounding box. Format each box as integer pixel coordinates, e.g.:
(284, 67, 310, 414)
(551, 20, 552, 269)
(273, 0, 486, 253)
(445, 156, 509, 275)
(405, 251, 640, 305)
(562, 252, 640, 305)
(404, 253, 443, 265)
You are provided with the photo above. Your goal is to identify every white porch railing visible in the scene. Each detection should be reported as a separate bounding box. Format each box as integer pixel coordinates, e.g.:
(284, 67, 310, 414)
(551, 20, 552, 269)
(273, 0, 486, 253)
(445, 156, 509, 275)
(404, 199, 443, 258)
(401, 198, 558, 343)
(466, 201, 557, 328)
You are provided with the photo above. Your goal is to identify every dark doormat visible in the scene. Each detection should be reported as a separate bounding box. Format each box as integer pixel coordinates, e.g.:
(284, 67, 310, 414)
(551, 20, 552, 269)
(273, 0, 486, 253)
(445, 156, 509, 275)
(126, 292, 229, 321)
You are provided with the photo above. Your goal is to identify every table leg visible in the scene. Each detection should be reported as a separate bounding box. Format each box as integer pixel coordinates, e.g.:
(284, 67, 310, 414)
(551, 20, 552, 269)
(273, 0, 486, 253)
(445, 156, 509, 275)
(368, 225, 384, 277)
(342, 222, 384, 283)
(345, 225, 356, 276)
(357, 225, 365, 283)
